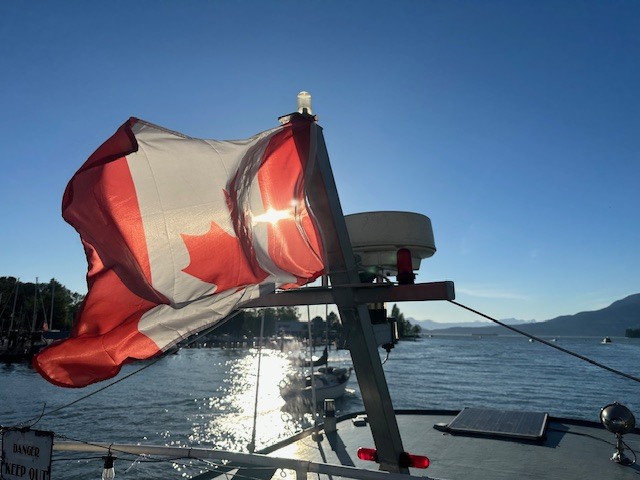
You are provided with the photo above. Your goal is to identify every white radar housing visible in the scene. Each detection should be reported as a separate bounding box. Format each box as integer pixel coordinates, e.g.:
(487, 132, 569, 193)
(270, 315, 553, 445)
(344, 211, 436, 277)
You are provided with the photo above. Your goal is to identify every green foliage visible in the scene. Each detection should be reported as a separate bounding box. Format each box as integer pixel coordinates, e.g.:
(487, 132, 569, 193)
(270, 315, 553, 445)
(0, 277, 420, 345)
(203, 306, 345, 345)
(625, 328, 640, 338)
(210, 306, 300, 338)
(0, 277, 84, 333)
(391, 303, 421, 338)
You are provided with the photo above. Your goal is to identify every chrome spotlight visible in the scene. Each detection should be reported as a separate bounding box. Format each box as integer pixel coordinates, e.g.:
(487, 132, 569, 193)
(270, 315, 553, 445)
(600, 402, 636, 465)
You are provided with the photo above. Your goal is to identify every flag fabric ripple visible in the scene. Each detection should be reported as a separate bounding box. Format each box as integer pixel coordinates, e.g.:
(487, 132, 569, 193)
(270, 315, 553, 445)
(33, 116, 326, 387)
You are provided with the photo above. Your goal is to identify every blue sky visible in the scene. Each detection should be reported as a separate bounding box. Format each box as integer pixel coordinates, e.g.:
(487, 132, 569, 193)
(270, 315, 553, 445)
(1, 1, 638, 324)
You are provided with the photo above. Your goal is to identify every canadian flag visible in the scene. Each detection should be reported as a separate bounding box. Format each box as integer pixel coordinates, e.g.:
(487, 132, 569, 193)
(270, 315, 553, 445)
(33, 116, 326, 387)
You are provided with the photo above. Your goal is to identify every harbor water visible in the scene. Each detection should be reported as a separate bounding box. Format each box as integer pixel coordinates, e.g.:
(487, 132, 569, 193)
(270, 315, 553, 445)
(1, 335, 639, 478)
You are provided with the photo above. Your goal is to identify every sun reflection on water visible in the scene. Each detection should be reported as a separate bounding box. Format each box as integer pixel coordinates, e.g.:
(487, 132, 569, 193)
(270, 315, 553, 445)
(187, 348, 317, 452)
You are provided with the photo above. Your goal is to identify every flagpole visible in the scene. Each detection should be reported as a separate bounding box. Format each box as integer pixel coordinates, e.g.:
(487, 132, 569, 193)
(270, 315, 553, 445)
(303, 114, 408, 474)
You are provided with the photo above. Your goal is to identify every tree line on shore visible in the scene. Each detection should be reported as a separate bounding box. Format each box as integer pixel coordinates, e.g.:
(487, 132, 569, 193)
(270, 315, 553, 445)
(0, 276, 421, 341)
(0, 277, 83, 334)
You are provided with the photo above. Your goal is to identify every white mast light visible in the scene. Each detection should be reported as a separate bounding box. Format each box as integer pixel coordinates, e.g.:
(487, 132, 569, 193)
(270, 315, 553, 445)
(297, 91, 312, 115)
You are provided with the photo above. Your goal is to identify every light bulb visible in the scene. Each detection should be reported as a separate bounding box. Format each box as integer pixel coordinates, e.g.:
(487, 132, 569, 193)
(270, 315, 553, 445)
(102, 466, 115, 480)
(102, 453, 116, 480)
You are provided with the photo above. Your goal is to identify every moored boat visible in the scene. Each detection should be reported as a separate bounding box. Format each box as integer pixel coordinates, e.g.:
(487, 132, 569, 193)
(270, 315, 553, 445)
(279, 365, 352, 404)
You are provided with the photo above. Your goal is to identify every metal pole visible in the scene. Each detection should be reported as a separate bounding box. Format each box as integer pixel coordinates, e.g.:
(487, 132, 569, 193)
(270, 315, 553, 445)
(307, 305, 318, 419)
(248, 310, 265, 453)
(306, 120, 408, 473)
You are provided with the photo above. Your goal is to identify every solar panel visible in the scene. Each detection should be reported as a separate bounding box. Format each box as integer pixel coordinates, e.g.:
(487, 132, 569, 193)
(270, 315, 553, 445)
(445, 407, 548, 440)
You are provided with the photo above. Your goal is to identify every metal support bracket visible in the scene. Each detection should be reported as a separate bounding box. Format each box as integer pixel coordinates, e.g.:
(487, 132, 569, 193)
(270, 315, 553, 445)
(241, 281, 455, 308)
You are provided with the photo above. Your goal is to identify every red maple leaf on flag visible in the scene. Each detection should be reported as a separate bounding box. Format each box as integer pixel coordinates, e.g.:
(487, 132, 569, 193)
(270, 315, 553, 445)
(181, 220, 268, 293)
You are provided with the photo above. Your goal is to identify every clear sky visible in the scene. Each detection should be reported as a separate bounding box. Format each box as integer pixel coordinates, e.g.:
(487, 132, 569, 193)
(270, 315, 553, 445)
(1, 1, 638, 324)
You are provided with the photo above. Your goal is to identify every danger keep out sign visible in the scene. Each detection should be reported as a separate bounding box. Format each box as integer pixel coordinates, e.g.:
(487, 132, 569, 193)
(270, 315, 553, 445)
(1, 429, 53, 480)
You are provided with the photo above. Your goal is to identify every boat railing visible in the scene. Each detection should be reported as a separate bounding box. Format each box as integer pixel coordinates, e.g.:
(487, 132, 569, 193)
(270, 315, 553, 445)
(53, 441, 437, 480)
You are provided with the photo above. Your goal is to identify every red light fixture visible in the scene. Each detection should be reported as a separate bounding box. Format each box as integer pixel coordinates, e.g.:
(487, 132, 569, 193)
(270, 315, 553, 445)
(357, 447, 429, 469)
(357, 447, 378, 462)
(400, 452, 430, 469)
(396, 248, 415, 285)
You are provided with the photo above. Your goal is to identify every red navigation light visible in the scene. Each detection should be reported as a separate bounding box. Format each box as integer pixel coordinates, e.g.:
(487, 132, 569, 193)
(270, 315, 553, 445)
(400, 452, 430, 469)
(356, 447, 378, 462)
(396, 248, 415, 285)
(357, 448, 430, 469)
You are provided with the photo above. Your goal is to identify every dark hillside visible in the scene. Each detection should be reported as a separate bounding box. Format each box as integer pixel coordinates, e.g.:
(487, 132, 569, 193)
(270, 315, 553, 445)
(429, 294, 640, 337)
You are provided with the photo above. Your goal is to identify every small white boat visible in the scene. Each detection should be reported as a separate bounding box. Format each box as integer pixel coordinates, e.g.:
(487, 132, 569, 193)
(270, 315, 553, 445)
(602, 336, 612, 344)
(279, 366, 351, 404)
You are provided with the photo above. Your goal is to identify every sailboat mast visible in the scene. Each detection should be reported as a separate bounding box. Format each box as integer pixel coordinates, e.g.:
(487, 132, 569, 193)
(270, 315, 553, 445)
(31, 277, 38, 333)
(49, 280, 55, 329)
(7, 278, 19, 334)
(307, 305, 319, 415)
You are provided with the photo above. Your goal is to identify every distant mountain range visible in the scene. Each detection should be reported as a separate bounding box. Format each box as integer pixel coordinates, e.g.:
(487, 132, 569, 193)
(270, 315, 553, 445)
(412, 318, 536, 330)
(412, 293, 640, 337)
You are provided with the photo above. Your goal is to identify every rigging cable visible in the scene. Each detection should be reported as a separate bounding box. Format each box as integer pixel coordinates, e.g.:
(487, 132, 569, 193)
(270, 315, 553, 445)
(449, 299, 640, 384)
(381, 349, 391, 365)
